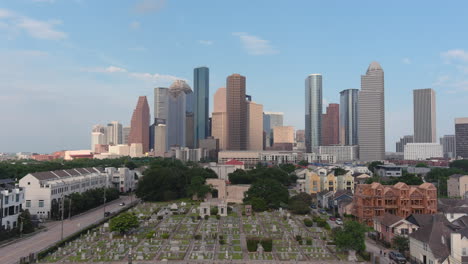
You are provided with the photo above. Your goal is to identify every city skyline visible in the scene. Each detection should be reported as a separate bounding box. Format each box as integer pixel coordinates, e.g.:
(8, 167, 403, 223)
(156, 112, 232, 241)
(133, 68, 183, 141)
(2, 1, 468, 153)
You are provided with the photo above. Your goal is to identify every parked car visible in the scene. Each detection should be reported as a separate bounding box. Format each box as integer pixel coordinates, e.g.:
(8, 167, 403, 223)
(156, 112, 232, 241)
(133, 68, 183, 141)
(335, 218, 343, 225)
(389, 251, 407, 264)
(119, 202, 126, 206)
(104, 212, 111, 217)
(329, 216, 336, 221)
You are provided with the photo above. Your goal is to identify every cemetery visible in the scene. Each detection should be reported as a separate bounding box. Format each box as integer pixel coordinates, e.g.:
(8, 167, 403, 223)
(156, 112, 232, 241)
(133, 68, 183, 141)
(38, 201, 342, 263)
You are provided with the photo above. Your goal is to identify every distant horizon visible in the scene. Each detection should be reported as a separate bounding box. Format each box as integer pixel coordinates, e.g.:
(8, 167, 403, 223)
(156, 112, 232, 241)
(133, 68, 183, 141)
(1, 1, 468, 153)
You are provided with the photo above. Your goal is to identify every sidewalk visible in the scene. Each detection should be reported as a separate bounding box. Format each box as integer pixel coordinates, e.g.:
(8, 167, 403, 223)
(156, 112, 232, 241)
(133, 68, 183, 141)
(365, 237, 390, 264)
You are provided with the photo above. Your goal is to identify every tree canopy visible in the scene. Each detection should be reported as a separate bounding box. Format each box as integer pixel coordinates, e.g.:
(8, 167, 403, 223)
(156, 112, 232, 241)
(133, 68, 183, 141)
(333, 221, 367, 252)
(450, 160, 468, 172)
(243, 178, 289, 211)
(288, 193, 311, 214)
(110, 212, 139, 234)
(229, 167, 295, 186)
(392, 235, 409, 253)
(425, 167, 464, 196)
(368, 161, 384, 173)
(333, 168, 348, 176)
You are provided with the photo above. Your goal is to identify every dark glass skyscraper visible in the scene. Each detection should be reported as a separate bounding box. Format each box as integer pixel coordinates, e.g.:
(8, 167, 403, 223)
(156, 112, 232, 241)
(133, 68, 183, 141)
(193, 66, 209, 148)
(339, 89, 359, 146)
(305, 74, 322, 153)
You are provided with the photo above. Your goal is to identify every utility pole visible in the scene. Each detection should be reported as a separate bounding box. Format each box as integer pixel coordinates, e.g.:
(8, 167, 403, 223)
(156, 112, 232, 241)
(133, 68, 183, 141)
(60, 194, 64, 240)
(68, 196, 72, 219)
(103, 173, 108, 215)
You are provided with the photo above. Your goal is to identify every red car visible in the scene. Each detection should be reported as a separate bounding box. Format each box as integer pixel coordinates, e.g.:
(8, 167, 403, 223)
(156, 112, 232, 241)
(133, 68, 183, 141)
(329, 216, 336, 221)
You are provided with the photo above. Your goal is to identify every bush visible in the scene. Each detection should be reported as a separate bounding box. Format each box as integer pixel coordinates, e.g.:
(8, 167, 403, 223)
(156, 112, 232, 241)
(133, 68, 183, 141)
(260, 238, 273, 252)
(161, 233, 170, 239)
(324, 223, 331, 230)
(304, 218, 313, 227)
(219, 239, 225, 245)
(109, 212, 139, 234)
(360, 251, 371, 261)
(306, 239, 312, 245)
(216, 215, 221, 220)
(197, 215, 202, 220)
(210, 207, 218, 215)
(145, 231, 155, 239)
(247, 238, 258, 252)
(204, 215, 209, 220)
(157, 215, 163, 220)
(296, 235, 302, 243)
(193, 234, 201, 240)
(246, 237, 273, 252)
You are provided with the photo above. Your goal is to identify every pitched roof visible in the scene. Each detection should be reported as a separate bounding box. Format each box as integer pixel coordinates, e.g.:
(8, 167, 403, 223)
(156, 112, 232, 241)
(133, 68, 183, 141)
(406, 214, 433, 228)
(225, 159, 244, 165)
(409, 214, 456, 261)
(449, 174, 468, 179)
(376, 213, 403, 227)
(29, 167, 102, 181)
(453, 215, 468, 228)
(334, 190, 353, 199)
(438, 198, 468, 214)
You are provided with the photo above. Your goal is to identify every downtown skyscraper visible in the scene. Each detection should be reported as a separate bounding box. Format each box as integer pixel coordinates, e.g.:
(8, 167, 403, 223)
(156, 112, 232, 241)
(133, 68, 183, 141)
(322, 103, 339, 146)
(455, 118, 468, 159)
(263, 112, 284, 148)
(129, 96, 150, 153)
(226, 74, 247, 150)
(211, 87, 228, 150)
(305, 74, 322, 153)
(167, 80, 192, 150)
(339, 89, 359, 146)
(413, 88, 436, 143)
(193, 67, 210, 148)
(358, 62, 385, 161)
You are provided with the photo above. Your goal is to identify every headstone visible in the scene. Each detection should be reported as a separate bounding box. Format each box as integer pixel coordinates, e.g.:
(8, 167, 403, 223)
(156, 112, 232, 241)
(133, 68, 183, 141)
(136, 251, 144, 260)
(272, 225, 277, 232)
(80, 253, 86, 260)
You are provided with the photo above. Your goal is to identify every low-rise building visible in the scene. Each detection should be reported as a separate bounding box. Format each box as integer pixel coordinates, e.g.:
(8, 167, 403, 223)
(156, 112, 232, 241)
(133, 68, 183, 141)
(404, 143, 443, 160)
(448, 174, 468, 198)
(0, 179, 25, 230)
(373, 213, 419, 245)
(317, 190, 334, 209)
(318, 145, 359, 162)
(218, 151, 260, 168)
(375, 165, 403, 177)
(106, 167, 136, 193)
(172, 147, 208, 162)
(438, 198, 468, 222)
(304, 153, 336, 164)
(206, 179, 249, 204)
(337, 172, 354, 192)
(19, 167, 109, 219)
(352, 182, 438, 226)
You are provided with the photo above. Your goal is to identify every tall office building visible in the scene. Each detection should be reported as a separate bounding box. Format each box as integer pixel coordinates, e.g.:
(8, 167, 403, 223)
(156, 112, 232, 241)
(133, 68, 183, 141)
(154, 87, 169, 123)
(296, 130, 305, 142)
(107, 121, 123, 145)
(339, 89, 359, 146)
(212, 88, 228, 150)
(322, 103, 339, 146)
(414, 88, 436, 143)
(122, 126, 130, 145)
(396, 135, 414, 153)
(247, 101, 263, 151)
(305, 74, 322, 153)
(129, 96, 150, 153)
(193, 67, 209, 147)
(455, 118, 468, 158)
(440, 135, 456, 159)
(263, 112, 284, 148)
(185, 89, 195, 148)
(167, 80, 191, 150)
(92, 124, 108, 144)
(226, 74, 247, 150)
(154, 124, 167, 157)
(91, 132, 106, 152)
(358, 62, 385, 161)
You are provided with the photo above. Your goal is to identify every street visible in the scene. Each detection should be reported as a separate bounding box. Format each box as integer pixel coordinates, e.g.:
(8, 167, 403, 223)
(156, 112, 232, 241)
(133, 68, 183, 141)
(0, 195, 135, 264)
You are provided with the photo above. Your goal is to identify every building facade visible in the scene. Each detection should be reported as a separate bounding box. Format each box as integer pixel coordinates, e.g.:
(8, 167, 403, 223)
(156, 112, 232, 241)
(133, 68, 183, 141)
(404, 143, 443, 160)
(305, 74, 322, 153)
(318, 145, 358, 162)
(167, 80, 192, 150)
(246, 101, 263, 151)
(440, 134, 456, 159)
(322, 103, 339, 146)
(0, 180, 24, 230)
(193, 67, 209, 148)
(212, 88, 228, 150)
(358, 62, 385, 161)
(455, 117, 468, 159)
(263, 112, 284, 148)
(339, 89, 359, 146)
(396, 135, 414, 153)
(447, 174, 468, 198)
(106, 121, 123, 146)
(352, 182, 437, 226)
(413, 88, 436, 143)
(154, 87, 169, 122)
(226, 74, 247, 150)
(129, 96, 150, 153)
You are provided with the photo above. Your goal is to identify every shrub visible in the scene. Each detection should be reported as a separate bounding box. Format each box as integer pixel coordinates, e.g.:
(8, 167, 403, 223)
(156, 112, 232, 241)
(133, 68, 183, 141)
(306, 239, 312, 245)
(260, 238, 273, 252)
(296, 235, 302, 243)
(246, 237, 273, 252)
(247, 238, 259, 252)
(303, 218, 313, 227)
(197, 215, 202, 220)
(216, 215, 221, 220)
(219, 239, 225, 245)
(204, 215, 209, 220)
(324, 223, 331, 230)
(193, 234, 201, 240)
(145, 231, 155, 239)
(157, 215, 163, 220)
(360, 251, 371, 261)
(210, 207, 218, 215)
(161, 233, 170, 239)
(109, 212, 139, 234)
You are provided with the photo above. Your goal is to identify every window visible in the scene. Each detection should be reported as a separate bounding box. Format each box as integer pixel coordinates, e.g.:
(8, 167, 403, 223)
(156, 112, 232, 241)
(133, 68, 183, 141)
(16, 194, 19, 202)
(39, 200, 44, 207)
(463, 248, 467, 256)
(4, 196, 8, 205)
(27, 182, 30, 185)
(423, 243, 428, 251)
(26, 200, 31, 208)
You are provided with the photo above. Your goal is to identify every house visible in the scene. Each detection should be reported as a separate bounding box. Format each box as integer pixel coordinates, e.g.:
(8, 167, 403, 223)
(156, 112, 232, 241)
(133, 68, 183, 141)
(338, 199, 353, 216)
(352, 182, 437, 226)
(409, 214, 468, 264)
(317, 190, 334, 209)
(438, 198, 468, 222)
(373, 213, 419, 245)
(0, 179, 25, 230)
(375, 165, 403, 177)
(354, 173, 371, 185)
(330, 190, 353, 209)
(320, 173, 337, 192)
(336, 172, 354, 193)
(447, 174, 468, 198)
(304, 171, 321, 194)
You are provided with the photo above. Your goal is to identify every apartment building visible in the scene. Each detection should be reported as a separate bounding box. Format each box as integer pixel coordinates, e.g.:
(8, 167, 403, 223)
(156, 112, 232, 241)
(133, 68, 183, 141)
(0, 179, 25, 230)
(352, 182, 437, 226)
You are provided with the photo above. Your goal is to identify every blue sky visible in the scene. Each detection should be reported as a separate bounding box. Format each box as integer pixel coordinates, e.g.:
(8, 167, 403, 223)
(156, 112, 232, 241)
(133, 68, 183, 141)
(2, 0, 468, 153)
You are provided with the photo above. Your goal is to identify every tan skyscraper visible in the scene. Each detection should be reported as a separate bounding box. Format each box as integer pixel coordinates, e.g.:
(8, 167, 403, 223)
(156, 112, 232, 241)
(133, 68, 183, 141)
(129, 96, 150, 153)
(413, 88, 436, 143)
(247, 101, 263, 150)
(226, 74, 247, 150)
(273, 126, 295, 144)
(211, 87, 228, 150)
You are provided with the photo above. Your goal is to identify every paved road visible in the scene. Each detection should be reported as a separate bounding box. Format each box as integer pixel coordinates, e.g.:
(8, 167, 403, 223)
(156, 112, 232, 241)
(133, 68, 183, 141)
(0, 195, 135, 264)
(365, 237, 391, 264)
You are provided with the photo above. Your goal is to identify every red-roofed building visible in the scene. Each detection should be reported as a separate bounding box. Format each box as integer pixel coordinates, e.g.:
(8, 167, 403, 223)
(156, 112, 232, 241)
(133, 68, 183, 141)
(225, 159, 244, 166)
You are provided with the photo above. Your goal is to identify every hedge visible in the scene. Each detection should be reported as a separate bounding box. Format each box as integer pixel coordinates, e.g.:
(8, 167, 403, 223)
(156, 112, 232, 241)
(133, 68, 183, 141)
(246, 237, 273, 252)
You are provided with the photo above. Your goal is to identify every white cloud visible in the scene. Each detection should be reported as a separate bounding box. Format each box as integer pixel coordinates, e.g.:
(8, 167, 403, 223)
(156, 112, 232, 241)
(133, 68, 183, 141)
(134, 0, 166, 14)
(0, 8, 66, 40)
(441, 49, 468, 63)
(129, 72, 180, 83)
(433, 75, 450, 87)
(402, 58, 411, 64)
(105, 66, 127, 73)
(130, 21, 140, 30)
(198, 40, 213, 46)
(232, 32, 278, 55)
(82, 66, 127, 73)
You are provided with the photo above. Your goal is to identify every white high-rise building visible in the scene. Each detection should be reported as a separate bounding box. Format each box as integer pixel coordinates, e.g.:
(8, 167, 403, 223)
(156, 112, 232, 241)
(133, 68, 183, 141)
(413, 88, 436, 143)
(305, 74, 322, 153)
(154, 124, 167, 157)
(358, 62, 385, 161)
(403, 143, 443, 160)
(91, 132, 106, 152)
(154, 87, 169, 123)
(107, 121, 122, 145)
(122, 126, 131, 145)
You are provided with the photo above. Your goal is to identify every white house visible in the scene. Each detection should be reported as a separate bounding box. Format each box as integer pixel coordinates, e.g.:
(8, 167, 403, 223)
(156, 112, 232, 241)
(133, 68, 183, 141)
(105, 167, 136, 193)
(19, 167, 109, 219)
(0, 179, 25, 230)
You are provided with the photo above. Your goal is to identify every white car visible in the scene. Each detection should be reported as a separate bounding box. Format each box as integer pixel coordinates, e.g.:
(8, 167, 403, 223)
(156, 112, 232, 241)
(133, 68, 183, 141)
(335, 218, 343, 225)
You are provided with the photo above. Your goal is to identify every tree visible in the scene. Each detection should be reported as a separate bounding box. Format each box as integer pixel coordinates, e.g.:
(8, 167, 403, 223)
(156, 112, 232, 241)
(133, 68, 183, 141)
(426, 167, 464, 196)
(249, 197, 267, 212)
(110, 212, 139, 234)
(228, 169, 251, 184)
(368, 161, 384, 174)
(450, 160, 468, 172)
(298, 160, 309, 167)
(279, 163, 296, 174)
(392, 235, 409, 253)
(333, 168, 348, 176)
(18, 210, 34, 234)
(289, 198, 310, 214)
(333, 221, 367, 252)
(124, 160, 137, 170)
(187, 175, 212, 200)
(244, 178, 289, 210)
(415, 163, 428, 168)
